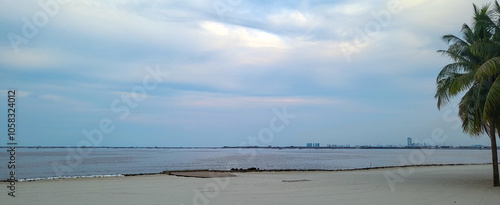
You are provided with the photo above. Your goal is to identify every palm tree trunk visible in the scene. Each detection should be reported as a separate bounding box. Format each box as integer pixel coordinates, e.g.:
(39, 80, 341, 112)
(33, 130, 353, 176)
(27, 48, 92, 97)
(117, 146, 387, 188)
(489, 123, 499, 186)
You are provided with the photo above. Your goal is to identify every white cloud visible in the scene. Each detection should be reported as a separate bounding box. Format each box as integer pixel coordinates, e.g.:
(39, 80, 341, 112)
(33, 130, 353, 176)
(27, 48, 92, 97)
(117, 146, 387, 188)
(201, 21, 288, 49)
(0, 48, 78, 69)
(267, 10, 316, 28)
(39, 94, 89, 109)
(183, 96, 341, 108)
(394, 30, 430, 48)
(397, 0, 493, 35)
(145, 91, 341, 109)
(332, 3, 371, 16)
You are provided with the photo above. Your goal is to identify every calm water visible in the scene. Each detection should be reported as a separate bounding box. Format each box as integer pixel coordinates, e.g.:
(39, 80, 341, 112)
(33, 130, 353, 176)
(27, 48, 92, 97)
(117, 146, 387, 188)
(0, 148, 493, 180)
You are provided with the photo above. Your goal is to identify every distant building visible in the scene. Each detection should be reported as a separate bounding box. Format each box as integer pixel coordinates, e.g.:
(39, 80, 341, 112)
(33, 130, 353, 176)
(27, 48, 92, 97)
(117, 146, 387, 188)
(407, 137, 412, 146)
(307, 143, 320, 147)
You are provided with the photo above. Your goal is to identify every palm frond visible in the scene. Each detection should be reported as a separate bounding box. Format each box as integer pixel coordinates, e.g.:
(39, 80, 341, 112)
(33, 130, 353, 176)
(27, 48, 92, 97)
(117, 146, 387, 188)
(476, 57, 500, 79)
(459, 84, 485, 135)
(483, 77, 500, 120)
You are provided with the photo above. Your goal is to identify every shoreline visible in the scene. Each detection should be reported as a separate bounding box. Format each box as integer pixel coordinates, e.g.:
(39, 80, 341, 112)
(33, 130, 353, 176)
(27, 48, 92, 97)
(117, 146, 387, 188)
(4, 163, 492, 182)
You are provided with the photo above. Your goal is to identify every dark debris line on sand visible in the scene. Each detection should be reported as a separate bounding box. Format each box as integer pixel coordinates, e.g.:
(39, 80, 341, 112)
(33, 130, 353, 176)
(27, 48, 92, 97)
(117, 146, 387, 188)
(167, 171, 237, 178)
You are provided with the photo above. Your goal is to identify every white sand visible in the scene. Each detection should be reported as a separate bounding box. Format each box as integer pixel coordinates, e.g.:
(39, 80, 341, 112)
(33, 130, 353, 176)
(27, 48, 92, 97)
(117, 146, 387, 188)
(1, 165, 500, 205)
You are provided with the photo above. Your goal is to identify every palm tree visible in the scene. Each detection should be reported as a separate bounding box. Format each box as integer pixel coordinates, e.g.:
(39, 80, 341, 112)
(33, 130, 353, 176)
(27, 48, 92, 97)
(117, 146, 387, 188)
(435, 3, 500, 186)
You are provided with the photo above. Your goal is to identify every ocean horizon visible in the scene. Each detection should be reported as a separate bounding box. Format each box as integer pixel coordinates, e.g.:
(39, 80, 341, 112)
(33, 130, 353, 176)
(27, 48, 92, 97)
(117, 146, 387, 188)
(1, 148, 492, 181)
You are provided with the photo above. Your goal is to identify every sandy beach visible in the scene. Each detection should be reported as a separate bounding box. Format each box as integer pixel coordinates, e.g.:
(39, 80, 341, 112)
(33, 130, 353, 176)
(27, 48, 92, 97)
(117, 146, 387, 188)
(1, 165, 499, 205)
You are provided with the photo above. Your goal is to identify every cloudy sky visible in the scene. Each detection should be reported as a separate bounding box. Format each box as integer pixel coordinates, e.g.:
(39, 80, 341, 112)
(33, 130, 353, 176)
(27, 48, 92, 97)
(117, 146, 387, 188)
(0, 0, 496, 147)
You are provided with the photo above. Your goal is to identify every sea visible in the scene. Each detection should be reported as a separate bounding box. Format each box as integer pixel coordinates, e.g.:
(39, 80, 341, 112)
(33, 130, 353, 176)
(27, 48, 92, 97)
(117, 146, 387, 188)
(0, 148, 493, 181)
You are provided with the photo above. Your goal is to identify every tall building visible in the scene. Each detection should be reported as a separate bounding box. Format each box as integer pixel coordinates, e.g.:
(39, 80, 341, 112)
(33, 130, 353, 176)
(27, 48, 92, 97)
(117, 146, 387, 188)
(407, 137, 412, 146)
(307, 143, 320, 147)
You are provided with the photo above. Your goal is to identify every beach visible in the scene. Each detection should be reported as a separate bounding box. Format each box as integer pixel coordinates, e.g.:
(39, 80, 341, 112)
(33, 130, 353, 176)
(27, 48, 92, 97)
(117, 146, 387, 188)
(1, 165, 499, 205)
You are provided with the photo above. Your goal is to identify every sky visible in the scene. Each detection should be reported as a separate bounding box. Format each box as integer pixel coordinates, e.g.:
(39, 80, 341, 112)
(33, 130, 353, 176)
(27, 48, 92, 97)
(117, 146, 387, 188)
(0, 0, 497, 147)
